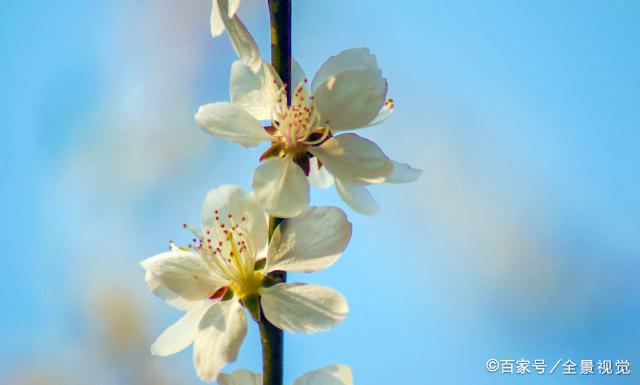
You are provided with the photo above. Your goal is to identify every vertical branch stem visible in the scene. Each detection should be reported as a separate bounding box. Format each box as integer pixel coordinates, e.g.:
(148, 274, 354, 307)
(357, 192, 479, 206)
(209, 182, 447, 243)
(259, 217, 285, 385)
(268, 0, 292, 97)
(260, 3, 291, 385)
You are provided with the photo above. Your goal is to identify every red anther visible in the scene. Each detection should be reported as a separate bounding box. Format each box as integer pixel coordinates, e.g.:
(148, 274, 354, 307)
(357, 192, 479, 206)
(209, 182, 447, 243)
(215, 216, 219, 221)
(220, 224, 225, 228)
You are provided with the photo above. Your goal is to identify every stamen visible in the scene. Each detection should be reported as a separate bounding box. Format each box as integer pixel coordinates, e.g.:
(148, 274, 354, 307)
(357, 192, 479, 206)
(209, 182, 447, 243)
(182, 223, 202, 238)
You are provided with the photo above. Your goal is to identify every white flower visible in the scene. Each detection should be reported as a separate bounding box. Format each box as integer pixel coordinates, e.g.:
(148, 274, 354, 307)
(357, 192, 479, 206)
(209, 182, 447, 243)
(196, 48, 421, 217)
(141, 185, 351, 381)
(218, 365, 353, 385)
(209, 0, 261, 72)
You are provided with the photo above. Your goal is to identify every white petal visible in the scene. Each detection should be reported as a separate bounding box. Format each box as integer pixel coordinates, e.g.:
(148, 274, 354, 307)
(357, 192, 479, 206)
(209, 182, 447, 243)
(145, 271, 200, 311)
(386, 160, 422, 184)
(293, 365, 353, 385)
(366, 102, 394, 127)
(196, 102, 269, 147)
(260, 283, 348, 333)
(292, 58, 307, 91)
(309, 133, 392, 184)
(193, 300, 248, 381)
(217, 0, 261, 72)
(227, 0, 241, 18)
(230, 61, 281, 121)
(218, 369, 262, 385)
(201, 185, 268, 255)
(308, 157, 334, 189)
(335, 179, 379, 216)
(141, 251, 227, 301)
(311, 48, 380, 93)
(313, 69, 387, 131)
(266, 206, 351, 273)
(252, 157, 309, 218)
(210, 0, 225, 37)
(150, 301, 213, 357)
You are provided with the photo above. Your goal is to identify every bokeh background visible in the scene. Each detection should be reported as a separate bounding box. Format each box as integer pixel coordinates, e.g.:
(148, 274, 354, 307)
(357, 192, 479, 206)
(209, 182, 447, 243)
(1, 1, 638, 384)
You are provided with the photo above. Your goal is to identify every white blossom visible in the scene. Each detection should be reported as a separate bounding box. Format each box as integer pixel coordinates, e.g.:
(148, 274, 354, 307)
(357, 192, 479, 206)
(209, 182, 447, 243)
(141, 185, 351, 381)
(196, 47, 421, 217)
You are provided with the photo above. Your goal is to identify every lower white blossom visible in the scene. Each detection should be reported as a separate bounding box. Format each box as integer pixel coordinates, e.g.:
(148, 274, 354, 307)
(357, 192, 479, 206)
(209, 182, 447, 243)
(141, 185, 351, 381)
(218, 365, 353, 385)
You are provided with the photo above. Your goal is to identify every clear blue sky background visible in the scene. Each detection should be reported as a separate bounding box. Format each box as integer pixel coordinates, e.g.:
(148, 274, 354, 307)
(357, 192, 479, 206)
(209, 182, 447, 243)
(1, 1, 638, 384)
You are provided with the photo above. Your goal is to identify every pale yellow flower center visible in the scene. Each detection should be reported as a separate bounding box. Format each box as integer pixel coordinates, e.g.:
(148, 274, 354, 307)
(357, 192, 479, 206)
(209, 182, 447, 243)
(271, 80, 330, 155)
(186, 212, 263, 298)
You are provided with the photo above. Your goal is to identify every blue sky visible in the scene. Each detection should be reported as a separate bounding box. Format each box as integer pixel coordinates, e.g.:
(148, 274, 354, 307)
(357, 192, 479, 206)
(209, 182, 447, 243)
(1, 1, 638, 384)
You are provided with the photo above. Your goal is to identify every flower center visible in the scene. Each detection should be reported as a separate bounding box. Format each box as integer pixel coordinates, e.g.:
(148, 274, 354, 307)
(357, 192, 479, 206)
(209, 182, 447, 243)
(271, 79, 330, 155)
(185, 212, 263, 297)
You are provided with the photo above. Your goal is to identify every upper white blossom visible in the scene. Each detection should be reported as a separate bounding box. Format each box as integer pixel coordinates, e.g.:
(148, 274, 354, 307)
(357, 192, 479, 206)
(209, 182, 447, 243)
(196, 47, 421, 217)
(141, 185, 351, 381)
(218, 365, 353, 385)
